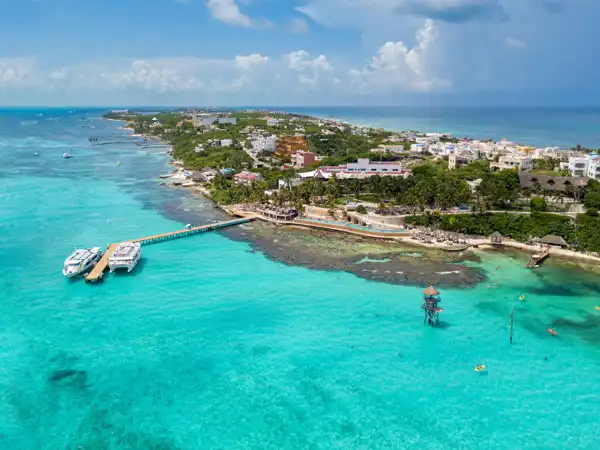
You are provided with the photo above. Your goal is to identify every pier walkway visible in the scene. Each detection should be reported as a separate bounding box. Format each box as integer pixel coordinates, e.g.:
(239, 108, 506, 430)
(85, 218, 253, 283)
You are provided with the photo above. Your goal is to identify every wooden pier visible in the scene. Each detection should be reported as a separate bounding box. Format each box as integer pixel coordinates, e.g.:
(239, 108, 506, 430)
(85, 243, 119, 283)
(85, 218, 253, 283)
(526, 250, 550, 268)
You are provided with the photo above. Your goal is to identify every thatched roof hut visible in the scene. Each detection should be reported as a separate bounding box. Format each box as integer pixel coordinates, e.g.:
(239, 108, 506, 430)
(423, 286, 440, 296)
(541, 235, 568, 247)
(490, 231, 503, 244)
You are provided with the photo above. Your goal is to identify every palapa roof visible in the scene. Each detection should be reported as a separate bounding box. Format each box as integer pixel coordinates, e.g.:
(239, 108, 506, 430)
(518, 173, 587, 192)
(423, 286, 440, 296)
(490, 231, 503, 238)
(541, 235, 568, 246)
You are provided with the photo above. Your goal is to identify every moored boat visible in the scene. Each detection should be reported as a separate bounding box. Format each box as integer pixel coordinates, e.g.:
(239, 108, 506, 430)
(108, 242, 141, 273)
(63, 247, 102, 278)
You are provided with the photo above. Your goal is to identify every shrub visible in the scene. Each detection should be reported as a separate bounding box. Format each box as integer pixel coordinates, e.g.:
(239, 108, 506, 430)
(530, 197, 547, 212)
(586, 207, 599, 217)
(356, 205, 367, 214)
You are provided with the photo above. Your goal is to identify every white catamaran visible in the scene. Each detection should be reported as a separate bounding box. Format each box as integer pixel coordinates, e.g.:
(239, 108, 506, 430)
(108, 242, 141, 273)
(63, 247, 103, 278)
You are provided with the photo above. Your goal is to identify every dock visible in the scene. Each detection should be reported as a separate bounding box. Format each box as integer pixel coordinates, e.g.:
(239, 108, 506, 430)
(85, 243, 118, 283)
(526, 250, 550, 268)
(85, 218, 253, 283)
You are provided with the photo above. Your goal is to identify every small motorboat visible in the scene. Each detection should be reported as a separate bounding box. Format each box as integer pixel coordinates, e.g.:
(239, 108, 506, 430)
(63, 152, 72, 158)
(185, 224, 192, 230)
(116, 161, 121, 166)
(34, 152, 39, 156)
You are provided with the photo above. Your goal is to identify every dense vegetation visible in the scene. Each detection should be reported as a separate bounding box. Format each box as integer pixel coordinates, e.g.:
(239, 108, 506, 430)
(404, 211, 600, 252)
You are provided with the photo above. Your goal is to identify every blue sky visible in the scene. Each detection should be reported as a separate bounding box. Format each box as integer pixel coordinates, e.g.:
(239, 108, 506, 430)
(0, 0, 598, 106)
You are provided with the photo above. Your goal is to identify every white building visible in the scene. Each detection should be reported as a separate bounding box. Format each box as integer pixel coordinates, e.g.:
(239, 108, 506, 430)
(266, 117, 281, 127)
(218, 117, 237, 125)
(568, 155, 591, 177)
(251, 135, 277, 154)
(220, 139, 233, 147)
(490, 155, 531, 172)
(315, 158, 411, 179)
(587, 156, 600, 180)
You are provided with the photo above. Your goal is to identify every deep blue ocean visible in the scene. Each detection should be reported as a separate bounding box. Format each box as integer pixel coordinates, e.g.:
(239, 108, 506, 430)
(1, 107, 600, 449)
(277, 106, 600, 149)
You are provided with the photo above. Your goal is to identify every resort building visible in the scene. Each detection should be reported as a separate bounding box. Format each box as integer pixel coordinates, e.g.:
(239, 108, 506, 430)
(518, 173, 587, 193)
(490, 155, 531, 172)
(292, 151, 316, 169)
(568, 155, 589, 176)
(220, 139, 233, 147)
(275, 135, 307, 160)
(234, 171, 264, 185)
(312, 158, 412, 180)
(448, 151, 475, 170)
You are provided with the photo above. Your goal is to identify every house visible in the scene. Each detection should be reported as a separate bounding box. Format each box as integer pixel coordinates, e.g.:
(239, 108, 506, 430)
(220, 139, 233, 147)
(234, 171, 264, 185)
(251, 135, 277, 154)
(292, 151, 315, 169)
(200, 168, 218, 182)
(490, 155, 531, 172)
(449, 151, 475, 170)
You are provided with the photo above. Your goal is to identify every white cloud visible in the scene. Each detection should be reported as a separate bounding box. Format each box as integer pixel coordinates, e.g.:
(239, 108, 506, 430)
(284, 50, 333, 88)
(505, 36, 525, 50)
(351, 19, 449, 92)
(235, 53, 269, 70)
(0, 58, 37, 90)
(206, 0, 253, 27)
(288, 18, 309, 34)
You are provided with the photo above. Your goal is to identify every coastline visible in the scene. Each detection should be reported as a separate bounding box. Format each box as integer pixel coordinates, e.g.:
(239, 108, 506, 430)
(105, 113, 600, 269)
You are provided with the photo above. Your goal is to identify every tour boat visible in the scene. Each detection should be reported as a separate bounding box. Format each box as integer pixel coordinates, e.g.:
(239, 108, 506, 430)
(108, 242, 141, 273)
(63, 152, 72, 158)
(63, 247, 102, 278)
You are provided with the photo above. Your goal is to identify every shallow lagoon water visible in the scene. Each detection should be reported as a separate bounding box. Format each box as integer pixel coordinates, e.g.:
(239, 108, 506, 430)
(1, 109, 600, 449)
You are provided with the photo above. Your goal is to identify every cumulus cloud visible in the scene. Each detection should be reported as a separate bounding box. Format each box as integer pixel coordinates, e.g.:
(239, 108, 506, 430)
(235, 53, 269, 70)
(351, 19, 449, 92)
(206, 0, 253, 27)
(0, 58, 37, 90)
(284, 50, 333, 88)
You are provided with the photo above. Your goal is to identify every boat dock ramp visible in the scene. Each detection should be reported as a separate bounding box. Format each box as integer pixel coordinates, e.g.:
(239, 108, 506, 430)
(85, 217, 253, 283)
(526, 250, 550, 268)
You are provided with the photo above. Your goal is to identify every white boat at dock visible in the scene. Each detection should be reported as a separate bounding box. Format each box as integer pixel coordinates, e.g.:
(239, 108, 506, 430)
(63, 247, 102, 278)
(181, 181, 196, 187)
(108, 242, 141, 273)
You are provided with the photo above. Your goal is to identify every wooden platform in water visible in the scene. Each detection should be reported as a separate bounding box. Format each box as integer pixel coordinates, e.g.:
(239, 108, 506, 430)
(85, 243, 119, 283)
(84, 218, 253, 283)
(526, 250, 550, 268)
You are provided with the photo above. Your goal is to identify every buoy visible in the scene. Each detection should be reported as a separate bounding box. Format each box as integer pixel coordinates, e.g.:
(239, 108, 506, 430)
(474, 365, 486, 372)
(519, 295, 525, 301)
(547, 327, 558, 336)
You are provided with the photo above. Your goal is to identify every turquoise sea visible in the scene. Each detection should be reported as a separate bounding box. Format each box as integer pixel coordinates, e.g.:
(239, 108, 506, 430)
(2, 108, 600, 449)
